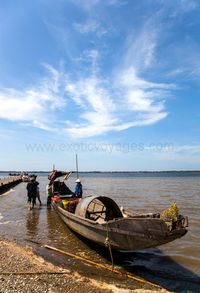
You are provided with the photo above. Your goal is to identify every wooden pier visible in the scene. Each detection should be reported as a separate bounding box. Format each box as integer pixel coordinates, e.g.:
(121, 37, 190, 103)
(0, 176, 22, 194)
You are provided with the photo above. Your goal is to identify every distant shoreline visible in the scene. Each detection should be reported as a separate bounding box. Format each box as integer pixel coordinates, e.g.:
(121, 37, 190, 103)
(1, 170, 200, 174)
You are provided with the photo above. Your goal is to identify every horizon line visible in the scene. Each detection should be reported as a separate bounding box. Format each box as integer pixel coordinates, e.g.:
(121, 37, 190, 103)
(1, 170, 200, 173)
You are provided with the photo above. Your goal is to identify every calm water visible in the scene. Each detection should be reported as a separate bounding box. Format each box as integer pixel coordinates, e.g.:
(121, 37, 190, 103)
(0, 172, 200, 292)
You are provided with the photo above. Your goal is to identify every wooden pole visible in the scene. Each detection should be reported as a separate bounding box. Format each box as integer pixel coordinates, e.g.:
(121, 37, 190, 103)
(76, 154, 79, 179)
(44, 244, 161, 289)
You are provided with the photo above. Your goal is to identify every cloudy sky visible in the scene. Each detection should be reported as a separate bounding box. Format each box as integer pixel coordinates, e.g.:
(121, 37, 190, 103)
(1, 0, 200, 171)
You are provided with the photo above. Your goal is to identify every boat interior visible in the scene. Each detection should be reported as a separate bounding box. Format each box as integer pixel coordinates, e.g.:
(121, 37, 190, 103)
(53, 181, 74, 195)
(75, 196, 123, 223)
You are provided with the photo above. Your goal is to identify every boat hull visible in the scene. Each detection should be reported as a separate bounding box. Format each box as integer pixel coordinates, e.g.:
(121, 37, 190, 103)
(52, 202, 187, 251)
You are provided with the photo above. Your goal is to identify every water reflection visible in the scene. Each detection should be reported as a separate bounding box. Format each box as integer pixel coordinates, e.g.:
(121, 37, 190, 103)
(120, 249, 200, 292)
(46, 208, 57, 242)
(26, 209, 40, 238)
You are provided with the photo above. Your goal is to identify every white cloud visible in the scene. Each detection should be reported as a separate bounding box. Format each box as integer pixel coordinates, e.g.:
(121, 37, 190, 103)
(65, 76, 117, 138)
(180, 0, 198, 11)
(85, 49, 100, 74)
(0, 65, 66, 129)
(73, 19, 107, 38)
(74, 19, 100, 34)
(69, 0, 100, 11)
(153, 144, 200, 166)
(123, 25, 157, 71)
(115, 67, 174, 129)
(0, 44, 175, 140)
(0, 64, 173, 138)
(111, 112, 168, 132)
(64, 65, 173, 138)
(169, 0, 198, 17)
(166, 68, 185, 77)
(172, 145, 200, 155)
(107, 0, 127, 6)
(120, 67, 174, 90)
(0, 18, 175, 139)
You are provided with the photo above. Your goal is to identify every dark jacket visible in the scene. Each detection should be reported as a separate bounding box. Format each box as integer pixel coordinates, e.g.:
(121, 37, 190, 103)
(27, 181, 39, 197)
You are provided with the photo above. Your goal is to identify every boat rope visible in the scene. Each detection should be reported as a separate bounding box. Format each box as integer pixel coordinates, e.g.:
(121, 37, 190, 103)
(104, 222, 114, 271)
(44, 244, 161, 289)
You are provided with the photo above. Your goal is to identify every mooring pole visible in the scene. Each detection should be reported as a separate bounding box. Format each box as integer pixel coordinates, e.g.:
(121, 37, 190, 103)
(76, 154, 79, 179)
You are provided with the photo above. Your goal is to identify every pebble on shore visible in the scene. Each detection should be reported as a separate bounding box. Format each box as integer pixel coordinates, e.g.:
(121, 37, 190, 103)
(0, 238, 171, 293)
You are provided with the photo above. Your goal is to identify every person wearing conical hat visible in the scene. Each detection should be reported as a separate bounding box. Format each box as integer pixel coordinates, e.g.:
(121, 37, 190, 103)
(75, 178, 82, 198)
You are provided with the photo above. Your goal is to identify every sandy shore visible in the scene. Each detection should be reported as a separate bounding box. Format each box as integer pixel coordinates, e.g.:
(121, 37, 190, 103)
(0, 237, 171, 293)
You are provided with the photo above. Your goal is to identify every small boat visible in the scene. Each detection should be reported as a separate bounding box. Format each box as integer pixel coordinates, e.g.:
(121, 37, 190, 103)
(22, 174, 30, 182)
(46, 171, 72, 206)
(9, 172, 21, 176)
(48, 180, 188, 251)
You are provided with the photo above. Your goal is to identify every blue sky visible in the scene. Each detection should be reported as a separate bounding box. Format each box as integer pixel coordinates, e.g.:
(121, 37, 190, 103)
(1, 0, 200, 171)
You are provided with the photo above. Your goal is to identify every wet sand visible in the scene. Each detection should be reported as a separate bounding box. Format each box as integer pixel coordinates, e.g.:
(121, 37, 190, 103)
(0, 237, 170, 293)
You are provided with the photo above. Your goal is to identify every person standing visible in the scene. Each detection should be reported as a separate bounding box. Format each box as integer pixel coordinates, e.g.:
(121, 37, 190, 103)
(27, 176, 39, 210)
(75, 178, 83, 198)
(36, 185, 42, 206)
(32, 175, 41, 206)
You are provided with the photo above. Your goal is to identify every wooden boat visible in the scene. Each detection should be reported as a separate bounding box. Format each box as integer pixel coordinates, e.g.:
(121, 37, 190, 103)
(48, 180, 188, 251)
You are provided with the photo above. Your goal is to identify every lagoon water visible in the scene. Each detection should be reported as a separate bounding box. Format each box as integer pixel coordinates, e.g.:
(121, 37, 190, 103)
(0, 172, 200, 292)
